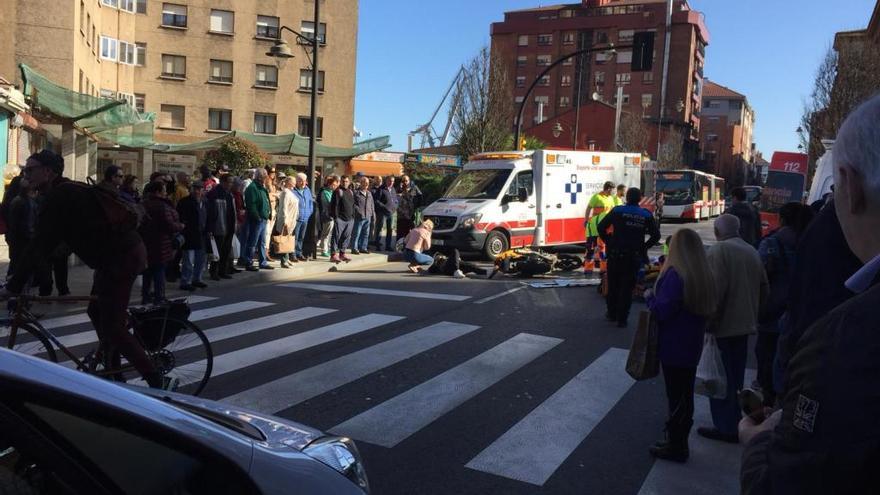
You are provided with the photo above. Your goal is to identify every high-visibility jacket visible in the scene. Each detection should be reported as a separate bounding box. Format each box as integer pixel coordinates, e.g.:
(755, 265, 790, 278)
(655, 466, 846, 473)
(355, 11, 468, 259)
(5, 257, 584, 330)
(586, 193, 616, 237)
(614, 195, 624, 206)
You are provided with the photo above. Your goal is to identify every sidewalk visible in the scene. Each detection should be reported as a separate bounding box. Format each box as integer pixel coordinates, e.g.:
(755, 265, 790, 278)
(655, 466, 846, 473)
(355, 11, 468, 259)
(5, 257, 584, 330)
(0, 250, 390, 316)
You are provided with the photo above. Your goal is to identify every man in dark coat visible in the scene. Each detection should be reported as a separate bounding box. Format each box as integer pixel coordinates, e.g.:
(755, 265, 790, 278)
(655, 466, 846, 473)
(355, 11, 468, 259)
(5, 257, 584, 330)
(725, 187, 763, 247)
(330, 175, 355, 263)
(740, 93, 880, 495)
(372, 175, 398, 251)
(206, 174, 237, 280)
(176, 181, 208, 291)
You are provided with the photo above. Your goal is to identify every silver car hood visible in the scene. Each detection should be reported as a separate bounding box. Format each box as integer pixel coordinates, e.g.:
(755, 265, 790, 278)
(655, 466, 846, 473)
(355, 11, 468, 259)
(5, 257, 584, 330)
(135, 387, 323, 451)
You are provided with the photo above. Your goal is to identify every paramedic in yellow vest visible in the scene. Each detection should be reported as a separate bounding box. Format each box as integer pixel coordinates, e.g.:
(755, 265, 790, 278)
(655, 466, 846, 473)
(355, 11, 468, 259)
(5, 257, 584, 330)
(585, 181, 617, 262)
(614, 184, 626, 206)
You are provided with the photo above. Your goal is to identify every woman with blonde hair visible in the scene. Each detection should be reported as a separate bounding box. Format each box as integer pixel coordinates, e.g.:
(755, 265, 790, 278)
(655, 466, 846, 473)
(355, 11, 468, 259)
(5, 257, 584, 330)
(403, 219, 434, 272)
(645, 227, 717, 463)
(273, 176, 299, 268)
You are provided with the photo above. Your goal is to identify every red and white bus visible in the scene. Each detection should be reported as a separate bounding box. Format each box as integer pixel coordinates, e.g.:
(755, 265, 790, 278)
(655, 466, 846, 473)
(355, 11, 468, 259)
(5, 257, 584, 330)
(760, 152, 808, 236)
(656, 170, 713, 221)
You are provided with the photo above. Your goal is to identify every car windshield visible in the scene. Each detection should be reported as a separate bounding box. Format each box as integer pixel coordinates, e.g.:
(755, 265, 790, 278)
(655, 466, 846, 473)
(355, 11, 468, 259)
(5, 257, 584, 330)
(443, 169, 512, 200)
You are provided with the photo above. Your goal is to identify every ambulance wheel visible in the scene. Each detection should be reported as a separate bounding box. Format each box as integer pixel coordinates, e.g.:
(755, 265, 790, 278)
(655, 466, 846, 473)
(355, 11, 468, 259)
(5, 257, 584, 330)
(484, 230, 509, 260)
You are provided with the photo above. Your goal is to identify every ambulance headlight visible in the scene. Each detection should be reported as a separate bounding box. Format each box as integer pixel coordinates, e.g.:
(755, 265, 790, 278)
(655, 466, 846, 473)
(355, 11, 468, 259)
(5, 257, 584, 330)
(459, 213, 483, 229)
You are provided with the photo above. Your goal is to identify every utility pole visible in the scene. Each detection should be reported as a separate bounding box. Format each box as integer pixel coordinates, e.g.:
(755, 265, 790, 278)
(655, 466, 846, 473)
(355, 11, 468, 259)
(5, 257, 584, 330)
(656, 0, 673, 161)
(613, 85, 624, 150)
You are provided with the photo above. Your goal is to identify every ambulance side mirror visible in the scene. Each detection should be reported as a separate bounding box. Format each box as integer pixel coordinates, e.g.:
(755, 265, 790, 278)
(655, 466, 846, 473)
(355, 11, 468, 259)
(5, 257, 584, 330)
(517, 187, 528, 203)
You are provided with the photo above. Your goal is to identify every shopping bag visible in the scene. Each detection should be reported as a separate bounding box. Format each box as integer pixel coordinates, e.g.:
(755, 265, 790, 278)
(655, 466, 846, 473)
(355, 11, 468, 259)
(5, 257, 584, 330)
(695, 334, 727, 399)
(271, 235, 294, 254)
(626, 310, 659, 380)
(231, 235, 241, 259)
(208, 236, 220, 262)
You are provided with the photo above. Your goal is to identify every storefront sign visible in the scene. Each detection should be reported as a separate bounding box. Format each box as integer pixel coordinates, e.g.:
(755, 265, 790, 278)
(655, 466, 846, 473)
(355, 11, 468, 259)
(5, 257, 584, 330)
(97, 149, 139, 161)
(270, 154, 310, 167)
(353, 151, 405, 163)
(154, 153, 197, 175)
(404, 153, 462, 168)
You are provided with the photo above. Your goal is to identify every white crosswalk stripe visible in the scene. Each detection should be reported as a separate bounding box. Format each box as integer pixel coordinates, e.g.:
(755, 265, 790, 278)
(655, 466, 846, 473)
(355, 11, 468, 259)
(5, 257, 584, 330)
(222, 321, 481, 413)
(40, 295, 218, 330)
(279, 282, 472, 301)
(330, 333, 563, 448)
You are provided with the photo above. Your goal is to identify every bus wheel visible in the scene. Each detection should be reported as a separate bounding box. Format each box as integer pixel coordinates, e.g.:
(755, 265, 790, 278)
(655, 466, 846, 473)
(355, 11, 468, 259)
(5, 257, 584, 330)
(483, 230, 509, 261)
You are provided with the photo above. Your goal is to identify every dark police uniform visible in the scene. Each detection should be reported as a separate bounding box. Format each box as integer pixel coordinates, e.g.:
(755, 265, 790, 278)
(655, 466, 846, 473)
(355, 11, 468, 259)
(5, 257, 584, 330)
(598, 201, 660, 326)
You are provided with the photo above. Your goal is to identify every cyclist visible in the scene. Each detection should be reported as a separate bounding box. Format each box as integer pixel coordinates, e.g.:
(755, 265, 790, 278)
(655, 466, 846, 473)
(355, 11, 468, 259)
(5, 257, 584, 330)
(0, 150, 171, 389)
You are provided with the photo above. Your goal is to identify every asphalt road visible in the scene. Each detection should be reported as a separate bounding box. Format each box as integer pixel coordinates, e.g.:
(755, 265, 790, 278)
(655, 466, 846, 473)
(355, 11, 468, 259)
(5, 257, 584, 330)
(34, 218, 743, 495)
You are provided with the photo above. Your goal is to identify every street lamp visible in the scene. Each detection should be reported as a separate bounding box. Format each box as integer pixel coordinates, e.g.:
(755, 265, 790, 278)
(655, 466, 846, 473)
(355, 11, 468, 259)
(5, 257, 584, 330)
(266, 1, 321, 257)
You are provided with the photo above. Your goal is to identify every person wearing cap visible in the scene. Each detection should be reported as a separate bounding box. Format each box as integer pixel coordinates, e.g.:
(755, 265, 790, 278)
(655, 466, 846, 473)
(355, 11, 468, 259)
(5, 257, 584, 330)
(199, 165, 218, 193)
(0, 150, 176, 389)
(176, 181, 209, 291)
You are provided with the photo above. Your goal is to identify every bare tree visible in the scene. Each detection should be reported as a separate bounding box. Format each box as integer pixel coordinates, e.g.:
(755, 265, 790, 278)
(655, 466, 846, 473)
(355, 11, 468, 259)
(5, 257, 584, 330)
(616, 113, 651, 153)
(657, 128, 684, 170)
(451, 47, 514, 160)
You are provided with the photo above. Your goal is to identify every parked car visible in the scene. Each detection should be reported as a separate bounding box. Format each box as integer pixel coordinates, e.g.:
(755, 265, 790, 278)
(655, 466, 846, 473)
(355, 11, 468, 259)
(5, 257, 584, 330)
(0, 348, 369, 494)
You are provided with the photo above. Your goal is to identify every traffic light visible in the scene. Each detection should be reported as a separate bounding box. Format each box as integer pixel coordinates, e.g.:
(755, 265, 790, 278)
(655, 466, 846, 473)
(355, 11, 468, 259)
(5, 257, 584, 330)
(631, 32, 654, 72)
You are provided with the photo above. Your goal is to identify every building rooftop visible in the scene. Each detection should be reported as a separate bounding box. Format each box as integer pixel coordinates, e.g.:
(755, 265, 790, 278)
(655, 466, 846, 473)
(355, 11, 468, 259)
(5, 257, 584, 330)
(702, 81, 745, 99)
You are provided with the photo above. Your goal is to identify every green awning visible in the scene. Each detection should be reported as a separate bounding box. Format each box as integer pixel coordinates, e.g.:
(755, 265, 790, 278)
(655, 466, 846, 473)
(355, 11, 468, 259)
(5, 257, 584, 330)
(151, 132, 391, 159)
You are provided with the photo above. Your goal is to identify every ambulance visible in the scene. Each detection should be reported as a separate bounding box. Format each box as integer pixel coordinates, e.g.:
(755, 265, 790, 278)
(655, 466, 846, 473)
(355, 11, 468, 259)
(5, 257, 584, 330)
(422, 150, 643, 259)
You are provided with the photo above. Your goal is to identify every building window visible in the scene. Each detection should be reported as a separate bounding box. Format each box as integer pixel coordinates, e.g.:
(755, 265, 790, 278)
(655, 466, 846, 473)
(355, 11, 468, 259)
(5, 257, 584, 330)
(595, 71, 605, 85)
(301, 21, 327, 44)
(135, 42, 146, 66)
(516, 76, 526, 88)
(538, 75, 550, 87)
(102, 0, 118, 7)
(256, 15, 279, 39)
(562, 33, 575, 45)
(100, 88, 116, 99)
(643, 72, 654, 83)
(707, 134, 719, 142)
(707, 100, 722, 109)
(641, 93, 653, 108)
(615, 72, 631, 85)
(86, 13, 91, 43)
(537, 54, 551, 66)
(80, 1, 86, 33)
(298, 116, 323, 139)
(562, 57, 573, 66)
(209, 109, 232, 131)
(560, 96, 571, 108)
(709, 116, 721, 122)
(596, 52, 611, 64)
(561, 75, 572, 87)
(535, 95, 550, 105)
(515, 96, 524, 104)
(209, 60, 233, 83)
(561, 9, 575, 18)
(596, 31, 608, 44)
(78, 70, 84, 93)
(537, 34, 553, 45)
(518, 35, 528, 47)
(136, 0, 146, 14)
(612, 94, 630, 105)
(100, 36, 118, 61)
(162, 3, 187, 28)
(255, 64, 278, 88)
(299, 69, 325, 91)
(119, 0, 135, 12)
(617, 51, 633, 64)
(254, 113, 277, 135)
(159, 104, 185, 129)
(134, 93, 145, 113)
(618, 29, 634, 43)
(210, 9, 234, 34)
(161, 54, 186, 78)
(516, 56, 527, 68)
(92, 24, 97, 51)
(119, 41, 136, 64)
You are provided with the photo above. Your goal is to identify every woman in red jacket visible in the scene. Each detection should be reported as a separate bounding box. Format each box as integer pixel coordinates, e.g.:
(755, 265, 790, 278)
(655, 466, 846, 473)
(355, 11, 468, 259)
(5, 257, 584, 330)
(139, 180, 184, 305)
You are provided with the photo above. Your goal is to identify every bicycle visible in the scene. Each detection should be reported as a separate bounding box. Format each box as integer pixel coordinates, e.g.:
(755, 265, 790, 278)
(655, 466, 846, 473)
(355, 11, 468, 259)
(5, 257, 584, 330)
(0, 295, 213, 396)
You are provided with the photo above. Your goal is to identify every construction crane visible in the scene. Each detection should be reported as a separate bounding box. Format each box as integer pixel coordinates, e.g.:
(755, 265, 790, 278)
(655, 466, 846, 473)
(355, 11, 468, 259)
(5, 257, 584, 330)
(409, 67, 466, 151)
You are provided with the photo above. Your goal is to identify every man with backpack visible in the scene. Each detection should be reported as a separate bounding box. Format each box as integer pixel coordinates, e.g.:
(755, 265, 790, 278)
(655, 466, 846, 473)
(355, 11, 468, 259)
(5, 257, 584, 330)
(0, 150, 171, 390)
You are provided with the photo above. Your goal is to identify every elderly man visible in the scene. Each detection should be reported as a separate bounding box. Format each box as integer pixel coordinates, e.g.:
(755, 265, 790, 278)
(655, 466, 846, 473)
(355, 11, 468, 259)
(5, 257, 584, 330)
(740, 94, 880, 494)
(243, 168, 273, 271)
(292, 172, 315, 261)
(699, 213, 768, 444)
(373, 175, 398, 251)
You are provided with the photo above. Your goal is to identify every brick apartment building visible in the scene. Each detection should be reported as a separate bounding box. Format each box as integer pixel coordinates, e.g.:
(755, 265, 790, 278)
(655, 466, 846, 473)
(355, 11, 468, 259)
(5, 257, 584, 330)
(490, 0, 709, 162)
(699, 81, 754, 186)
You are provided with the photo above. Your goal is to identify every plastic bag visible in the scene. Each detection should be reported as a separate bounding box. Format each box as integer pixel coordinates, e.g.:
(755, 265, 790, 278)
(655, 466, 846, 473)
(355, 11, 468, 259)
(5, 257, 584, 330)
(208, 236, 220, 262)
(231, 235, 241, 260)
(695, 334, 727, 399)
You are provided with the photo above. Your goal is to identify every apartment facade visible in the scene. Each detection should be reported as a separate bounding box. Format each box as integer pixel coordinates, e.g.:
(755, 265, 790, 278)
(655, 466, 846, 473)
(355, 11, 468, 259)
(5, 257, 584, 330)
(490, 0, 709, 160)
(0, 0, 358, 150)
(699, 80, 754, 186)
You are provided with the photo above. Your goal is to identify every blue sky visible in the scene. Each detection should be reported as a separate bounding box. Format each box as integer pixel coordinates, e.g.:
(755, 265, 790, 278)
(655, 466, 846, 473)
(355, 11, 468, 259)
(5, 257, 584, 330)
(353, 0, 876, 157)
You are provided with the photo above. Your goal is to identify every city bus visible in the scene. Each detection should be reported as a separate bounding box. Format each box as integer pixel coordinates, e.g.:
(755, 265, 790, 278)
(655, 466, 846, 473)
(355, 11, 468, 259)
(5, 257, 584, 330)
(656, 170, 713, 221)
(760, 152, 808, 236)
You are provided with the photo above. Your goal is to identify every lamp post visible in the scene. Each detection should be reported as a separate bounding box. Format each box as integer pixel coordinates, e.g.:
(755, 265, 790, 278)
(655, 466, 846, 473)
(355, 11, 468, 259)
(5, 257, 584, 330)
(267, 0, 321, 257)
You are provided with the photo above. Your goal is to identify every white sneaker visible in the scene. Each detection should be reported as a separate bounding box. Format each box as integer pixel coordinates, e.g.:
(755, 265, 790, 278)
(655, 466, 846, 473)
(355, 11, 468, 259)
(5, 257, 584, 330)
(453, 270, 466, 279)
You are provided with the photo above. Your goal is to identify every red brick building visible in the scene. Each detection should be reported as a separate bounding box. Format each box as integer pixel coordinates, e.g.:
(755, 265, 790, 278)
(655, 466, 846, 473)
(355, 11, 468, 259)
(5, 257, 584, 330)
(698, 81, 755, 186)
(490, 0, 709, 162)
(524, 100, 618, 151)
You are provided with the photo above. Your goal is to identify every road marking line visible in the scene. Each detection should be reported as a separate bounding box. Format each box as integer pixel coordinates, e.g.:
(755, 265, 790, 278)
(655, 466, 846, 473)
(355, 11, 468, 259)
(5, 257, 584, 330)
(177, 313, 404, 386)
(474, 286, 526, 304)
(222, 321, 481, 413)
(465, 348, 634, 486)
(40, 295, 218, 330)
(330, 333, 562, 448)
(50, 301, 279, 352)
(278, 283, 471, 301)
(637, 369, 757, 495)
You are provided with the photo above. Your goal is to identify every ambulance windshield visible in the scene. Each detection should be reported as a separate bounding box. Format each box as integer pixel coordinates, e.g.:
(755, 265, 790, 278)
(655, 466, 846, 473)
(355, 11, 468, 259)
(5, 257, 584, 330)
(443, 169, 512, 200)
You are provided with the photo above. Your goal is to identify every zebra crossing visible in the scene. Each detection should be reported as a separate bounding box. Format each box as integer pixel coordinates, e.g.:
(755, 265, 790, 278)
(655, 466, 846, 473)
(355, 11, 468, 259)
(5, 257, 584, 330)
(18, 289, 743, 494)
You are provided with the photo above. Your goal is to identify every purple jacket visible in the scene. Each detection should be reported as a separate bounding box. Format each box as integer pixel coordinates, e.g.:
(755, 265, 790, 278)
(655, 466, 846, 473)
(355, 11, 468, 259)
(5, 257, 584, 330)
(647, 267, 707, 368)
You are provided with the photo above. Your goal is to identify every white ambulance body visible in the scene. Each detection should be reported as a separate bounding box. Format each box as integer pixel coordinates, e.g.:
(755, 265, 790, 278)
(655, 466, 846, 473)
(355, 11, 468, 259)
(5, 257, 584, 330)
(422, 150, 643, 259)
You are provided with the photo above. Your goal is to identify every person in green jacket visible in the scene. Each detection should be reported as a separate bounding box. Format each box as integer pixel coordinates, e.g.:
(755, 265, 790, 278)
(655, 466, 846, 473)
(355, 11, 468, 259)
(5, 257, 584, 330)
(243, 168, 274, 271)
(584, 181, 617, 262)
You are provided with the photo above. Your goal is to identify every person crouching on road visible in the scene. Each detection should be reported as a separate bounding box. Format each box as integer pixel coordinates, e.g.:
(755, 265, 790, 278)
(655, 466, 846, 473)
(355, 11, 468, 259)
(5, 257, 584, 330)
(140, 180, 185, 305)
(645, 228, 717, 463)
(176, 181, 209, 291)
(403, 219, 434, 273)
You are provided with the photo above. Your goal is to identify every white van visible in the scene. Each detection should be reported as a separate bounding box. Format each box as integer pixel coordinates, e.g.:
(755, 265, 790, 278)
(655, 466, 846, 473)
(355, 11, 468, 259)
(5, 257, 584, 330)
(422, 150, 643, 259)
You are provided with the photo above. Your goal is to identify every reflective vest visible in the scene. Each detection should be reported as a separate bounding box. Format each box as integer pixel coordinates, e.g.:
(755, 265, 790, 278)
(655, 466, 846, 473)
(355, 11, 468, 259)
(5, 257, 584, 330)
(586, 193, 616, 237)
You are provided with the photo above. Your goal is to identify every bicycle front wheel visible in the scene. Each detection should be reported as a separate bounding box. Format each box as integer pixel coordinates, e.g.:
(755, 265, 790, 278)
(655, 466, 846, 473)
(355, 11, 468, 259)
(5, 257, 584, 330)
(136, 317, 213, 396)
(0, 321, 58, 363)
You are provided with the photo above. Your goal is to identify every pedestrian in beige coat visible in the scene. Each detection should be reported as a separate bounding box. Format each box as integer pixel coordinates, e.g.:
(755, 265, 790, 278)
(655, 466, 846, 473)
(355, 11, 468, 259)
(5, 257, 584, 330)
(274, 176, 299, 268)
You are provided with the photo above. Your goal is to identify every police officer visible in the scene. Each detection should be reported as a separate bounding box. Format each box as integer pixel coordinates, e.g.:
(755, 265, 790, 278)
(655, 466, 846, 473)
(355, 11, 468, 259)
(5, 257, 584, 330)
(598, 187, 661, 327)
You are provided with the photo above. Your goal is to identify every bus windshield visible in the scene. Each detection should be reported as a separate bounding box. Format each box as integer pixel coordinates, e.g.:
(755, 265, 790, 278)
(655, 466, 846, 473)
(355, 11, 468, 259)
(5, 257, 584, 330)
(443, 169, 512, 200)
(657, 173, 694, 205)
